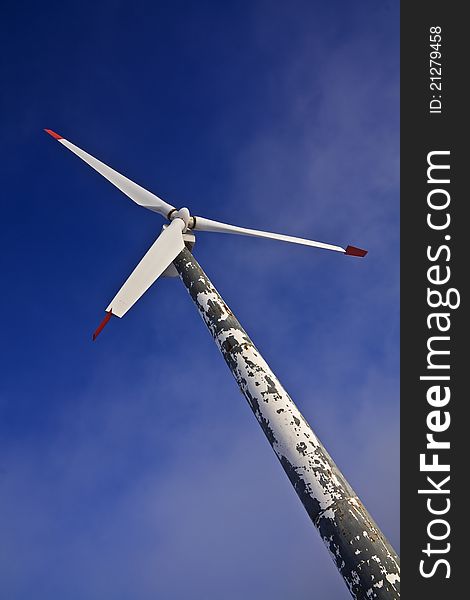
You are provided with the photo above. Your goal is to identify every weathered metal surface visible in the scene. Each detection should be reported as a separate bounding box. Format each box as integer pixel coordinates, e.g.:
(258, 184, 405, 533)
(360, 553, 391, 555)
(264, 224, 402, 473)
(173, 248, 400, 599)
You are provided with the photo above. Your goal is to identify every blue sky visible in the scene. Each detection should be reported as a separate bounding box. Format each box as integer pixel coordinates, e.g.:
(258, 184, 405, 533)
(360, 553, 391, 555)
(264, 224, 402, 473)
(1, 1, 399, 598)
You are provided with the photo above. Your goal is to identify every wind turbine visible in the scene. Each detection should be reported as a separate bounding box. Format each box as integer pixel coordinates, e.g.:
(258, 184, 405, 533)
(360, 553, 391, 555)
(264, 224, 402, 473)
(45, 129, 400, 599)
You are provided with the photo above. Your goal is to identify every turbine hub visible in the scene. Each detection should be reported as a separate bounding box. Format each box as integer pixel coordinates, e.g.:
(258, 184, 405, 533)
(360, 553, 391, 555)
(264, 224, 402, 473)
(170, 207, 193, 231)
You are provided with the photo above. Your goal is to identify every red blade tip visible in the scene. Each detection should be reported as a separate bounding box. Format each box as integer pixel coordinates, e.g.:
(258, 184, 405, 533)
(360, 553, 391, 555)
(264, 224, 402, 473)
(92, 311, 113, 341)
(44, 129, 63, 140)
(345, 245, 368, 257)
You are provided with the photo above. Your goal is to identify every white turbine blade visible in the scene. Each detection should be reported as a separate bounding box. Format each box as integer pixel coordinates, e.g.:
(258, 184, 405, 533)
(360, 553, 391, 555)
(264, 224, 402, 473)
(106, 218, 185, 318)
(93, 219, 185, 339)
(44, 129, 175, 218)
(193, 216, 367, 256)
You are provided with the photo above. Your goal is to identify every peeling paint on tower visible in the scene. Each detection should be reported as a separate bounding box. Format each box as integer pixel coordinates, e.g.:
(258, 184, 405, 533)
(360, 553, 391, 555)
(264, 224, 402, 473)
(173, 248, 400, 600)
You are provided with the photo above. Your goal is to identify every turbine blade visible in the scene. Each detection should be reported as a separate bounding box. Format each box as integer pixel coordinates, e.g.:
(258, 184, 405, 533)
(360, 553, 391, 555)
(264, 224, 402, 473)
(104, 218, 185, 319)
(193, 216, 367, 256)
(44, 129, 175, 218)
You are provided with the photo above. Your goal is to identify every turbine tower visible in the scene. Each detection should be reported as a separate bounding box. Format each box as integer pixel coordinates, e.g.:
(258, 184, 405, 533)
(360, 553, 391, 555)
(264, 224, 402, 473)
(45, 129, 400, 599)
